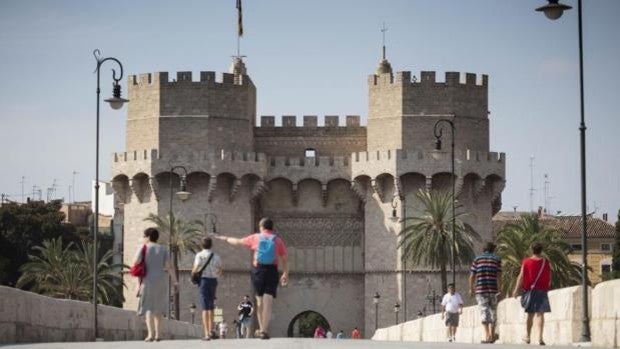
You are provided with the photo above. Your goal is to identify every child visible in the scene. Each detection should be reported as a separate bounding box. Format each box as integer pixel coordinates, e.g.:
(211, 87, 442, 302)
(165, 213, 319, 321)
(441, 283, 463, 342)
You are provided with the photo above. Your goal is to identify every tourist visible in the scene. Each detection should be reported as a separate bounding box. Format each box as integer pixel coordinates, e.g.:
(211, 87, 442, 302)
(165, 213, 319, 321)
(336, 330, 345, 339)
(214, 217, 289, 340)
(441, 283, 463, 342)
(469, 242, 502, 344)
(237, 295, 254, 338)
(325, 329, 333, 339)
(351, 327, 361, 339)
(314, 325, 326, 338)
(512, 242, 552, 346)
(192, 237, 222, 341)
(233, 319, 241, 338)
(134, 227, 178, 342)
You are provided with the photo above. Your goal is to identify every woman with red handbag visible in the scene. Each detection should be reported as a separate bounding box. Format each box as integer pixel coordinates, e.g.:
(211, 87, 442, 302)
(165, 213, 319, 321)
(133, 227, 178, 342)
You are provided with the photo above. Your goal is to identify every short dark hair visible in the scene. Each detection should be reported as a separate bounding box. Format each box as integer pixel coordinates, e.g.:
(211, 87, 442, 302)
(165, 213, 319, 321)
(483, 242, 496, 253)
(259, 217, 274, 230)
(531, 242, 543, 255)
(447, 283, 455, 288)
(144, 227, 159, 242)
(202, 237, 212, 250)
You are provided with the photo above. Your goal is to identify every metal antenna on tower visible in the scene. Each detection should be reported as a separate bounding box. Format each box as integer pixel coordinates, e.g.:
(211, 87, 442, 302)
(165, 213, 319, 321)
(529, 156, 535, 212)
(381, 22, 388, 60)
(20, 176, 25, 203)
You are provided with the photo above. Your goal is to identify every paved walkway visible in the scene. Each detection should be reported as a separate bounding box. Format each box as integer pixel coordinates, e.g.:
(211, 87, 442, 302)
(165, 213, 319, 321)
(2, 339, 591, 349)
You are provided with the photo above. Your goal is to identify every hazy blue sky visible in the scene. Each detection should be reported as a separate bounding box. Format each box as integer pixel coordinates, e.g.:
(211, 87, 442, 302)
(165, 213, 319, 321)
(0, 0, 618, 222)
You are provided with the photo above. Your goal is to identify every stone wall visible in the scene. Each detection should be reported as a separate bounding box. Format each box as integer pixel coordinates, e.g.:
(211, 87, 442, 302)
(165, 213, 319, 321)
(373, 280, 620, 348)
(0, 286, 202, 344)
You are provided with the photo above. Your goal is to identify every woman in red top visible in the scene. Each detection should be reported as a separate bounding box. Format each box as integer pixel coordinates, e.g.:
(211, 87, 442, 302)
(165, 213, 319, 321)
(512, 242, 552, 345)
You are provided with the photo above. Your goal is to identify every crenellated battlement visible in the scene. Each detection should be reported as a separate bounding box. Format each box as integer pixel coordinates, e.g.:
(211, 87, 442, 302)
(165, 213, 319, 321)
(368, 71, 488, 87)
(259, 115, 363, 127)
(128, 70, 253, 87)
(351, 149, 504, 163)
(112, 149, 267, 164)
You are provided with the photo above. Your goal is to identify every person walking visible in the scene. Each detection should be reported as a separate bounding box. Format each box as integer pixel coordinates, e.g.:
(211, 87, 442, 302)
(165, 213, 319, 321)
(191, 237, 222, 341)
(134, 227, 178, 342)
(314, 325, 326, 338)
(351, 327, 361, 339)
(512, 242, 552, 346)
(237, 295, 254, 338)
(218, 320, 228, 339)
(336, 330, 345, 339)
(215, 217, 289, 340)
(441, 283, 463, 342)
(469, 242, 502, 344)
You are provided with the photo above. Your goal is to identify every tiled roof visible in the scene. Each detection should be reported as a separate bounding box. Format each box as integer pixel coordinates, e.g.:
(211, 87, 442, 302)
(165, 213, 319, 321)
(492, 212, 616, 239)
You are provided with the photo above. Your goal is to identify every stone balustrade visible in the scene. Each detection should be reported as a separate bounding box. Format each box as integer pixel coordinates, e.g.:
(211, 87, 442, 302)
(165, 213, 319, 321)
(373, 279, 620, 348)
(0, 286, 202, 344)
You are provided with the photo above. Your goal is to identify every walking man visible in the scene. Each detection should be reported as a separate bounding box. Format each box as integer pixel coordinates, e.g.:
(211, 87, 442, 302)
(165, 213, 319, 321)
(215, 217, 289, 340)
(469, 242, 502, 344)
(237, 295, 254, 338)
(441, 283, 463, 342)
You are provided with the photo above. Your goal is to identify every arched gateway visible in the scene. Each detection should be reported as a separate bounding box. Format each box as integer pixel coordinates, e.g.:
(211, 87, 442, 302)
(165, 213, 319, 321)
(287, 311, 330, 337)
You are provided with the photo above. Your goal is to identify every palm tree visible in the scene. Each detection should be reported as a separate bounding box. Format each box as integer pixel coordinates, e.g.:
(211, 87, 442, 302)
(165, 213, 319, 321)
(398, 189, 481, 293)
(144, 212, 203, 319)
(16, 237, 125, 304)
(74, 240, 126, 305)
(495, 213, 582, 296)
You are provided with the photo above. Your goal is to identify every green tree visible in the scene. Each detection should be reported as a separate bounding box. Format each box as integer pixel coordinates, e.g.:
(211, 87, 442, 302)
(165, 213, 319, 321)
(15, 237, 124, 304)
(0, 200, 83, 286)
(495, 213, 582, 296)
(605, 209, 620, 280)
(398, 189, 481, 293)
(144, 212, 202, 319)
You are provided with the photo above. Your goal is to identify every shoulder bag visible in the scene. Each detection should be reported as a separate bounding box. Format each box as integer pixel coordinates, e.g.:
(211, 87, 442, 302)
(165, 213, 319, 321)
(129, 244, 147, 279)
(191, 252, 215, 285)
(520, 259, 546, 310)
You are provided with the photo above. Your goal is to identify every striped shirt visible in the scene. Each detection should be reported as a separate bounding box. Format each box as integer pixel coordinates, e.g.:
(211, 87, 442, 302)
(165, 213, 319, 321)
(470, 252, 502, 294)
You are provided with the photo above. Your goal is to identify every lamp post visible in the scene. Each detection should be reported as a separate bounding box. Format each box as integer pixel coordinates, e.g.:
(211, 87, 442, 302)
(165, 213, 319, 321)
(535, 0, 589, 342)
(426, 289, 441, 314)
(189, 303, 197, 324)
(394, 303, 400, 325)
(92, 49, 128, 341)
(373, 292, 381, 331)
(433, 119, 456, 288)
(168, 164, 191, 319)
(203, 213, 218, 235)
(391, 195, 408, 322)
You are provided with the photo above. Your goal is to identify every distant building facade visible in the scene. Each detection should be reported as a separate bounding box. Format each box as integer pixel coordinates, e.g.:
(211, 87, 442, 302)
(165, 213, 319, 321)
(493, 210, 616, 283)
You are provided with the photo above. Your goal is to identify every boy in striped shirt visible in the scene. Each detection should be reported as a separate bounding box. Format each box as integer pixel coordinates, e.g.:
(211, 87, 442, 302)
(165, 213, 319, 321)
(469, 242, 502, 344)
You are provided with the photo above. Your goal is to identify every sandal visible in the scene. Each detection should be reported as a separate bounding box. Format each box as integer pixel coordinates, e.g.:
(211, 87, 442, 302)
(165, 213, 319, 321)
(539, 341, 546, 346)
(144, 337, 153, 342)
(260, 332, 270, 340)
(523, 337, 531, 344)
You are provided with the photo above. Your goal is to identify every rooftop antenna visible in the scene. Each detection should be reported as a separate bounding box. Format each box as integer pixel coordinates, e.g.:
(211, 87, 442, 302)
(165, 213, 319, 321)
(235, 0, 245, 59)
(543, 173, 550, 214)
(381, 22, 388, 60)
(20, 176, 25, 203)
(529, 156, 535, 212)
(72, 171, 79, 203)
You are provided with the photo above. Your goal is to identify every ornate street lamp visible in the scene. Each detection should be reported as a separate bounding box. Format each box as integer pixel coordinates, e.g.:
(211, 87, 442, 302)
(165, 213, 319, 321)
(391, 195, 408, 322)
(373, 292, 381, 331)
(168, 164, 191, 319)
(535, 0, 589, 342)
(394, 303, 400, 325)
(92, 49, 128, 341)
(189, 303, 197, 324)
(433, 119, 456, 289)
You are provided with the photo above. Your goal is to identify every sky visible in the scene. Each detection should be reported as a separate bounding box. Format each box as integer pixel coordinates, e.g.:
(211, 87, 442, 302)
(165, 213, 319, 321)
(0, 0, 618, 223)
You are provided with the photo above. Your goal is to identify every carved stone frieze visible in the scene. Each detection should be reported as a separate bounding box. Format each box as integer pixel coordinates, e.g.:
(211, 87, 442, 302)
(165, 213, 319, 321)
(269, 215, 363, 247)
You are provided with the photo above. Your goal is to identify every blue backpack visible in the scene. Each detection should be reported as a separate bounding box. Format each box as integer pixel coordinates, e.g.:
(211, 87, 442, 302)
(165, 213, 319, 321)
(256, 234, 277, 265)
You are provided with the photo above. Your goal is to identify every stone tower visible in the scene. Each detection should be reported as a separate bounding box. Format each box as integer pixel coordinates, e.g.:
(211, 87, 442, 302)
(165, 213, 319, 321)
(111, 54, 505, 338)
